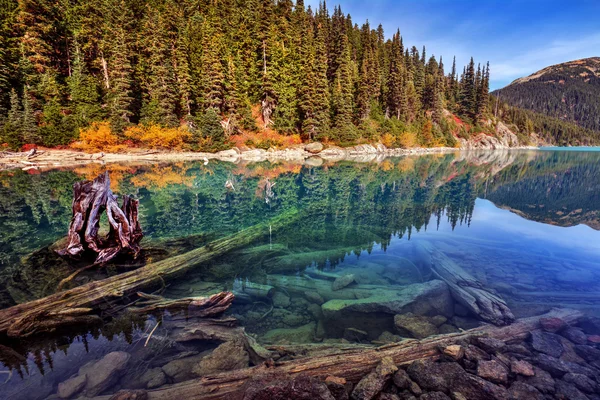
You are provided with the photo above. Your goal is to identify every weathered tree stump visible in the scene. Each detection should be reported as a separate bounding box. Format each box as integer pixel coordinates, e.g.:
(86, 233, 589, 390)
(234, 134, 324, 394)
(57, 172, 143, 264)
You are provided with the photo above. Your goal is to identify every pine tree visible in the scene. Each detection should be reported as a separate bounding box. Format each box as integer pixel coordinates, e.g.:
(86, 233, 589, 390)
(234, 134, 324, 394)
(140, 6, 178, 127)
(460, 57, 476, 120)
(68, 41, 102, 130)
(332, 33, 353, 129)
(101, 0, 135, 132)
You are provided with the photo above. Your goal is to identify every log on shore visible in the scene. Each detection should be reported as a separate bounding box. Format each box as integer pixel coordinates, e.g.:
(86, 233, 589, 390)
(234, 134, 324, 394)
(104, 308, 581, 400)
(0, 209, 300, 337)
(414, 241, 515, 326)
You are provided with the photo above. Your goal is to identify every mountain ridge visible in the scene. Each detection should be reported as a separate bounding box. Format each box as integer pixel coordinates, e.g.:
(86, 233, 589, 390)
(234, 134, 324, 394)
(493, 57, 600, 132)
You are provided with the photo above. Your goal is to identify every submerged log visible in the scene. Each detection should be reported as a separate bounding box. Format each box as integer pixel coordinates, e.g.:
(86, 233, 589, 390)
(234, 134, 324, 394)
(0, 209, 300, 337)
(104, 308, 581, 400)
(414, 241, 515, 326)
(57, 172, 143, 264)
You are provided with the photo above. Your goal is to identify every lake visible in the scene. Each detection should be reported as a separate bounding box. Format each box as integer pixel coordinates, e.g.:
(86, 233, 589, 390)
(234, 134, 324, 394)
(1, 149, 600, 399)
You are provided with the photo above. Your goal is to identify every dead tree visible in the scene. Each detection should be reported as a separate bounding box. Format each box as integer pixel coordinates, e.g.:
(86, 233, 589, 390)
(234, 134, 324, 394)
(57, 172, 143, 264)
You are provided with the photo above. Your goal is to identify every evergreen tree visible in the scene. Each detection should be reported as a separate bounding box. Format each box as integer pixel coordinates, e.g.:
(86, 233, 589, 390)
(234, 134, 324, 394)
(68, 42, 102, 130)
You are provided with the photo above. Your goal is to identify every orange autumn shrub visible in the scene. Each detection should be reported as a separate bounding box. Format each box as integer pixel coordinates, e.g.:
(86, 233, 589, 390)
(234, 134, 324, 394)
(72, 122, 126, 153)
(124, 125, 191, 150)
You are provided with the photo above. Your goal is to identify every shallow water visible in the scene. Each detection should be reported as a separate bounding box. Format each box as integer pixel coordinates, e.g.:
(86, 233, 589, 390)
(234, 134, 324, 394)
(1, 149, 600, 398)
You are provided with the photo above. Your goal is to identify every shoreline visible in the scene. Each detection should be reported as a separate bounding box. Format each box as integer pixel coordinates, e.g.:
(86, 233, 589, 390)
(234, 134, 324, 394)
(0, 144, 539, 172)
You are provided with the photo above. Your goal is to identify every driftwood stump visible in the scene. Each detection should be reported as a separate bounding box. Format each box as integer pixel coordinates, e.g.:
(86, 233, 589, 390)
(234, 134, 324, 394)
(57, 172, 143, 264)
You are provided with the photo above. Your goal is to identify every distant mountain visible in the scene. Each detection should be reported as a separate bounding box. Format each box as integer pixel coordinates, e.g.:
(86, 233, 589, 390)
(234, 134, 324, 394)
(493, 57, 600, 132)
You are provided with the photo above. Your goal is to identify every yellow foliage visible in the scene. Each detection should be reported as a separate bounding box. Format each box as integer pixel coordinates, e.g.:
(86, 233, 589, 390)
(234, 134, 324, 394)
(397, 157, 415, 173)
(380, 160, 395, 171)
(399, 131, 417, 148)
(72, 122, 126, 153)
(124, 125, 191, 150)
(380, 133, 395, 148)
(130, 164, 194, 188)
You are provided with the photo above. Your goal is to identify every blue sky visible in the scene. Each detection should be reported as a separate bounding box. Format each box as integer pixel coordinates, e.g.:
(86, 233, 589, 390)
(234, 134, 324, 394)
(305, 0, 600, 90)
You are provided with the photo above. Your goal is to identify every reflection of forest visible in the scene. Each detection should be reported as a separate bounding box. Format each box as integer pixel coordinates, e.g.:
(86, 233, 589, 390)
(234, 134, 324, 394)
(1, 150, 599, 303)
(482, 151, 600, 230)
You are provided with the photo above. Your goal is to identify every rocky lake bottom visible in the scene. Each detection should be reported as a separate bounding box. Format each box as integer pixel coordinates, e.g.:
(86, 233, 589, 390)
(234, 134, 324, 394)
(0, 149, 599, 399)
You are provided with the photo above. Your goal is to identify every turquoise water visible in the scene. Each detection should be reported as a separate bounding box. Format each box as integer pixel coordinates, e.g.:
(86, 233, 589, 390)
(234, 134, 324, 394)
(1, 149, 600, 398)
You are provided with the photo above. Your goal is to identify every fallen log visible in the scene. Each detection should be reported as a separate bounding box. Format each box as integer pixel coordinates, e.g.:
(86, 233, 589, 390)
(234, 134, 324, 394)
(0, 208, 300, 337)
(414, 240, 515, 326)
(99, 308, 581, 400)
(57, 172, 143, 264)
(129, 292, 235, 317)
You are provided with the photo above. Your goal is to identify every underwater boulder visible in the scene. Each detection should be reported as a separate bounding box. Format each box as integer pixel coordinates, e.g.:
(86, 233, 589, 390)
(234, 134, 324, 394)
(192, 339, 250, 377)
(393, 313, 439, 339)
(332, 274, 356, 291)
(322, 280, 453, 319)
(262, 322, 316, 344)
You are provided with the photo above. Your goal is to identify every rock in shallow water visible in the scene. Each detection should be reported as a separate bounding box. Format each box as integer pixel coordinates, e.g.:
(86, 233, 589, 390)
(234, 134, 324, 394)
(262, 322, 316, 344)
(351, 357, 397, 400)
(508, 382, 545, 400)
(193, 339, 249, 376)
(511, 360, 535, 377)
(242, 373, 335, 400)
(332, 274, 356, 291)
(476, 360, 508, 384)
(394, 313, 439, 339)
(79, 351, 131, 397)
(58, 374, 87, 399)
(530, 330, 564, 358)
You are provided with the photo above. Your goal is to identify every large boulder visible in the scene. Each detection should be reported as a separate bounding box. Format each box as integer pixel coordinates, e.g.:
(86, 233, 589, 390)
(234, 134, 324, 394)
(162, 352, 208, 383)
(530, 330, 564, 358)
(79, 351, 131, 397)
(351, 357, 398, 400)
(262, 322, 316, 344)
(193, 339, 250, 376)
(57, 374, 87, 399)
(333, 274, 356, 291)
(393, 313, 439, 339)
(322, 280, 453, 320)
(305, 142, 324, 154)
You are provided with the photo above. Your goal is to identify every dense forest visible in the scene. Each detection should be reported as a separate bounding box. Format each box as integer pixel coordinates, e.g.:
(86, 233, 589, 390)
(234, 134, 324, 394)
(493, 57, 600, 133)
(0, 0, 596, 150)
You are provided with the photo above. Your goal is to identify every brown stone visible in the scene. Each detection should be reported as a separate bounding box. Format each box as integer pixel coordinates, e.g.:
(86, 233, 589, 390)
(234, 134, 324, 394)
(352, 357, 398, 400)
(442, 345, 464, 361)
(511, 360, 535, 377)
(476, 360, 508, 384)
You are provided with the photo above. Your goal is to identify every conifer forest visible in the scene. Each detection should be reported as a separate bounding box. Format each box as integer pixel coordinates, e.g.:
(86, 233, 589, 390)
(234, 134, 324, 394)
(0, 0, 596, 151)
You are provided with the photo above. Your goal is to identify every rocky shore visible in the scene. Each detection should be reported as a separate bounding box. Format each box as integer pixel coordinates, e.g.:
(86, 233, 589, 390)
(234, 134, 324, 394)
(0, 141, 538, 172)
(45, 314, 600, 400)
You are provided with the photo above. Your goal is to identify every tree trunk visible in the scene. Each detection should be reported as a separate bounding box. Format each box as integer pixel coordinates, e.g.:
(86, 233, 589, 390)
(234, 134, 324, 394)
(0, 209, 300, 337)
(98, 308, 581, 400)
(414, 241, 515, 326)
(57, 172, 143, 264)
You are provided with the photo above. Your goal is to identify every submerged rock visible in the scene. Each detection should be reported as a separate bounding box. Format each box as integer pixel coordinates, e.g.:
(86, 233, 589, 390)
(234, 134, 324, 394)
(304, 291, 325, 305)
(333, 274, 356, 291)
(511, 360, 535, 377)
(162, 352, 208, 383)
(322, 280, 453, 320)
(262, 322, 316, 344)
(476, 360, 508, 384)
(561, 327, 588, 345)
(57, 374, 87, 399)
(79, 351, 131, 397)
(530, 330, 564, 358)
(351, 357, 397, 400)
(272, 291, 291, 308)
(508, 382, 545, 400)
(394, 313, 438, 339)
(242, 373, 335, 400)
(442, 345, 464, 361)
(193, 339, 250, 377)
